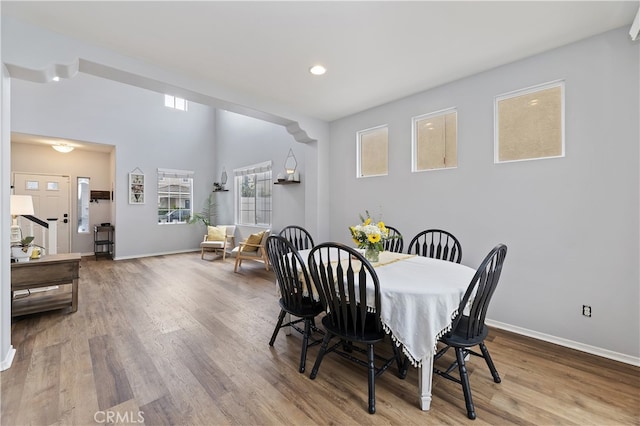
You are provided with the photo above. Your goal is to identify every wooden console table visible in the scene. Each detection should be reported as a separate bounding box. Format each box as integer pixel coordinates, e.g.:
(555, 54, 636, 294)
(11, 253, 81, 317)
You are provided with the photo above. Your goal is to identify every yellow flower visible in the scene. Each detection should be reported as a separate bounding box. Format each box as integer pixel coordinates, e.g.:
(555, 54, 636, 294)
(377, 221, 386, 230)
(368, 233, 381, 243)
(364, 217, 371, 226)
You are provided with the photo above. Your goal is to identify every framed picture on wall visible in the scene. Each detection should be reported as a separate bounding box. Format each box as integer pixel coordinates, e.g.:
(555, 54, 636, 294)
(129, 170, 145, 204)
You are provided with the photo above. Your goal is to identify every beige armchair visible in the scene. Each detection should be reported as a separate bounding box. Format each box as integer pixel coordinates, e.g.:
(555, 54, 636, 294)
(232, 229, 271, 272)
(200, 225, 236, 260)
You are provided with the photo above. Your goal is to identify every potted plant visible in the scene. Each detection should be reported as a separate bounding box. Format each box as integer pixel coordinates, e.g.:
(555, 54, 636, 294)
(189, 193, 217, 227)
(11, 236, 35, 262)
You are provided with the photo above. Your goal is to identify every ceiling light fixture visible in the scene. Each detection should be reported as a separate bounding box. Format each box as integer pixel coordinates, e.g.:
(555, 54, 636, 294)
(52, 144, 74, 153)
(309, 65, 327, 76)
(52, 76, 60, 82)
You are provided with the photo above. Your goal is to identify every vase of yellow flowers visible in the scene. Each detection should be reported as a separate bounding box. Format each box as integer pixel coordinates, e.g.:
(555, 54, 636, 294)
(349, 212, 390, 263)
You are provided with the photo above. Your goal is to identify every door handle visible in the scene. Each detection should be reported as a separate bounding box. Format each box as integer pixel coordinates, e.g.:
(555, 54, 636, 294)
(63, 218, 68, 223)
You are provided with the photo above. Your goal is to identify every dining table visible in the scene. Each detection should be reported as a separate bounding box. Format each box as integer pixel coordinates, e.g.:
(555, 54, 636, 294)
(296, 248, 476, 411)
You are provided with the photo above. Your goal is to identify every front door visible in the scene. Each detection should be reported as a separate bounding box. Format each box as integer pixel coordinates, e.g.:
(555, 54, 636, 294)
(13, 173, 71, 253)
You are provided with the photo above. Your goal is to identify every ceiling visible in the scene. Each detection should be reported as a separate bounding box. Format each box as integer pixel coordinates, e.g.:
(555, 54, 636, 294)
(2, 1, 638, 123)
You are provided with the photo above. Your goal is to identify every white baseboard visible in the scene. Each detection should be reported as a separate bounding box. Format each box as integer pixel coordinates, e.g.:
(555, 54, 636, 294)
(1, 345, 16, 371)
(113, 248, 199, 261)
(486, 319, 640, 367)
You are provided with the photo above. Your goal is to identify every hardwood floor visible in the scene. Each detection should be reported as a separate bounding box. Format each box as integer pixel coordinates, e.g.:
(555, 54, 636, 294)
(2, 253, 639, 425)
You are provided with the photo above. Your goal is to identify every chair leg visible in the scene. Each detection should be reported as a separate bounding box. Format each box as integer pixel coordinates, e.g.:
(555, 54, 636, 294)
(269, 310, 286, 346)
(310, 332, 332, 380)
(479, 342, 501, 383)
(391, 342, 406, 379)
(234, 256, 241, 272)
(299, 318, 312, 373)
(400, 356, 410, 378)
(201, 248, 205, 259)
(455, 347, 476, 420)
(367, 343, 376, 414)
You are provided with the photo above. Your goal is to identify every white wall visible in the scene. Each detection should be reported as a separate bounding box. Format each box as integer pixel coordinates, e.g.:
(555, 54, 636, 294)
(328, 27, 640, 361)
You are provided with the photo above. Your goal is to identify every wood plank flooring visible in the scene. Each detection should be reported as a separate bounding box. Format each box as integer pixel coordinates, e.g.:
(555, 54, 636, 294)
(2, 253, 639, 425)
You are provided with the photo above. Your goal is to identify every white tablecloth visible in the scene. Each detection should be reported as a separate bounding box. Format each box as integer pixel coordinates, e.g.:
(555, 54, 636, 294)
(373, 254, 474, 365)
(301, 249, 475, 366)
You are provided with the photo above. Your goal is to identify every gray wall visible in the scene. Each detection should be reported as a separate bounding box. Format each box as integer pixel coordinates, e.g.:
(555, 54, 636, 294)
(215, 110, 307, 235)
(328, 27, 639, 360)
(10, 73, 218, 259)
(1, 14, 637, 365)
(0, 13, 329, 370)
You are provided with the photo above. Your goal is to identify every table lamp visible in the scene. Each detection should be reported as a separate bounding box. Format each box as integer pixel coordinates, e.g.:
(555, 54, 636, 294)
(10, 195, 34, 244)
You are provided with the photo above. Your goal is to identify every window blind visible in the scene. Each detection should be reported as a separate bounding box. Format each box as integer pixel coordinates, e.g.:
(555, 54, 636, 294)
(233, 161, 272, 176)
(157, 168, 194, 178)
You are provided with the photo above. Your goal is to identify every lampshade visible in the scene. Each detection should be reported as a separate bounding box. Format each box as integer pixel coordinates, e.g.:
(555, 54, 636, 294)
(52, 144, 74, 153)
(284, 148, 297, 174)
(10, 195, 34, 244)
(10, 195, 34, 216)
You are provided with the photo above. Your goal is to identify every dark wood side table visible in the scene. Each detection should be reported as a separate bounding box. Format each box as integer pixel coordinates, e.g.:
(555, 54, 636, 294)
(10, 253, 81, 317)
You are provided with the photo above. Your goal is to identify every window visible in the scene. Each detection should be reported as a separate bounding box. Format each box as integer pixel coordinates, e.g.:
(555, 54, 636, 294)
(157, 168, 193, 224)
(164, 94, 188, 111)
(357, 125, 388, 177)
(77, 177, 90, 233)
(412, 108, 457, 171)
(495, 80, 564, 163)
(234, 161, 272, 226)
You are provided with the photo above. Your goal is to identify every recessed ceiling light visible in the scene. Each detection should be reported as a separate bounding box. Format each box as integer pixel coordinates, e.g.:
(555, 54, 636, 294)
(52, 76, 60, 82)
(309, 65, 326, 76)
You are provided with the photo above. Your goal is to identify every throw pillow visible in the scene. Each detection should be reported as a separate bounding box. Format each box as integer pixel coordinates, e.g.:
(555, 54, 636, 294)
(242, 231, 264, 252)
(207, 226, 227, 242)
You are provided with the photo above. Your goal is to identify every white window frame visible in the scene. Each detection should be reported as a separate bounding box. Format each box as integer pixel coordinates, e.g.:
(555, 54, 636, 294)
(164, 94, 188, 111)
(494, 80, 565, 164)
(157, 168, 194, 225)
(411, 107, 458, 172)
(234, 161, 272, 226)
(356, 125, 389, 178)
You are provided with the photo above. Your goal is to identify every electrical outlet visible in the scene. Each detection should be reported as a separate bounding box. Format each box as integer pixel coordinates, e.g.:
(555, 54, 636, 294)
(582, 305, 592, 317)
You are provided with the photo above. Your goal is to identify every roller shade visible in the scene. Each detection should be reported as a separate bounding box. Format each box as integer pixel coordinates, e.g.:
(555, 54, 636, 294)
(234, 161, 272, 176)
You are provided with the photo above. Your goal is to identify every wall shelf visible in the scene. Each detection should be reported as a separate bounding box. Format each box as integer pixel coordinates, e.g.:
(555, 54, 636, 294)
(212, 189, 229, 192)
(274, 180, 300, 185)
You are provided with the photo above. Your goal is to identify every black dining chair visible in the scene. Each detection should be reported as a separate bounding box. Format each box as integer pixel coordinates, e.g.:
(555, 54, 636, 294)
(266, 235, 324, 373)
(307, 242, 405, 414)
(279, 225, 315, 251)
(383, 225, 403, 253)
(407, 229, 462, 263)
(433, 243, 508, 420)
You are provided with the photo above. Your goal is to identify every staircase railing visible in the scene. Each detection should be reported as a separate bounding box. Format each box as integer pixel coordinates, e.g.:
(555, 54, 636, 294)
(19, 216, 58, 255)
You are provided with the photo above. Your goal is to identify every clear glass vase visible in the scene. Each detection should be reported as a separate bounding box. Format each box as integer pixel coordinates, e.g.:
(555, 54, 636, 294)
(364, 246, 380, 263)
